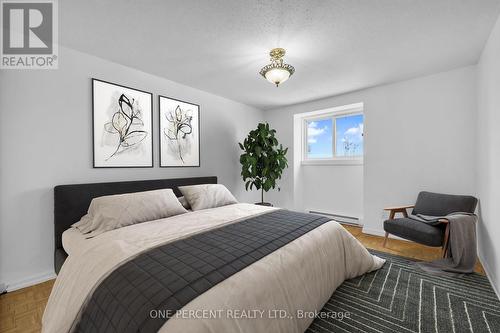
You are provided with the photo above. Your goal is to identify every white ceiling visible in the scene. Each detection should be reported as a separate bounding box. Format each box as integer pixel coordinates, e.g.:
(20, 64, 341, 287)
(60, 0, 500, 110)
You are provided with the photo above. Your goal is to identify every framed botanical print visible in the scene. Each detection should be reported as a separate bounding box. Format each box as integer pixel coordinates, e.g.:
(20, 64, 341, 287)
(159, 95, 200, 167)
(92, 79, 153, 168)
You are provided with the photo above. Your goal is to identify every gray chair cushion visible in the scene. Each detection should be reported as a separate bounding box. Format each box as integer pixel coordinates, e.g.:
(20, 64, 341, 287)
(412, 191, 478, 216)
(383, 218, 446, 247)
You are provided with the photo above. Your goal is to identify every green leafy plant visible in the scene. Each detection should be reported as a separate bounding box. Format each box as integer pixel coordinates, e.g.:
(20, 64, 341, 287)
(238, 123, 288, 204)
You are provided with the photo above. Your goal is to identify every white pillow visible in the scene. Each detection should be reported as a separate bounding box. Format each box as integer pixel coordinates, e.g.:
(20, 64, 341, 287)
(73, 188, 187, 238)
(178, 184, 238, 211)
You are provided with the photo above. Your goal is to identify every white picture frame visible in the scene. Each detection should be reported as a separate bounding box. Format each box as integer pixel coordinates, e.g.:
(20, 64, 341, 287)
(92, 79, 153, 168)
(159, 95, 200, 167)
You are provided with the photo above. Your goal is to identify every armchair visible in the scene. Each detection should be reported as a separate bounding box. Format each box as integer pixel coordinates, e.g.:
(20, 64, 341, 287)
(383, 191, 478, 257)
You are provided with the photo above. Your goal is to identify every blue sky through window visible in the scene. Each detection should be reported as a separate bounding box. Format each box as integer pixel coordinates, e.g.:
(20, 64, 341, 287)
(307, 118, 332, 158)
(336, 114, 364, 156)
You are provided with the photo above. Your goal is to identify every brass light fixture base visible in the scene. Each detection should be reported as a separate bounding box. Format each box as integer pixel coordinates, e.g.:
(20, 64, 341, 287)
(269, 48, 286, 60)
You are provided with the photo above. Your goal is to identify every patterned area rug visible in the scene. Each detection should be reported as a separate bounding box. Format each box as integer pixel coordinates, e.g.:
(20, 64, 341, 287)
(306, 250, 500, 333)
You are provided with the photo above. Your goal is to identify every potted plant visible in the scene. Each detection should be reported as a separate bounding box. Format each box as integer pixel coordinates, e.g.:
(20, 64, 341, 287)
(238, 123, 288, 206)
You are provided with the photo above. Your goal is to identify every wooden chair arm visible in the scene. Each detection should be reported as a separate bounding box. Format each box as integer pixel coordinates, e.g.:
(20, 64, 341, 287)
(384, 205, 414, 219)
(383, 205, 415, 211)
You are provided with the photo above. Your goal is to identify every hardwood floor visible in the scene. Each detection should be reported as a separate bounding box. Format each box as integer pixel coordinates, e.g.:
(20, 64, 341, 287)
(0, 224, 485, 333)
(342, 224, 485, 274)
(0, 280, 54, 333)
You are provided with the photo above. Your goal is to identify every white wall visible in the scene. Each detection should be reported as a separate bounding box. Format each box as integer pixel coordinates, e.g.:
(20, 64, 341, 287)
(0, 46, 263, 290)
(301, 165, 363, 219)
(265, 66, 477, 236)
(477, 14, 500, 296)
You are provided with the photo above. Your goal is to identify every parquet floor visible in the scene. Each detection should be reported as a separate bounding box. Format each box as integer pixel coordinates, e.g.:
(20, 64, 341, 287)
(0, 224, 485, 333)
(0, 280, 54, 333)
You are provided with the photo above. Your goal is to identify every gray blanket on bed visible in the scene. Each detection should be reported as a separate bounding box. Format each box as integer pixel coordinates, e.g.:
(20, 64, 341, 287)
(414, 212, 478, 275)
(72, 209, 332, 333)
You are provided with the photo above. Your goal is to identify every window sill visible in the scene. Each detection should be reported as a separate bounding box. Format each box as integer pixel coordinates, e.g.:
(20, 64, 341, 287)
(301, 159, 363, 166)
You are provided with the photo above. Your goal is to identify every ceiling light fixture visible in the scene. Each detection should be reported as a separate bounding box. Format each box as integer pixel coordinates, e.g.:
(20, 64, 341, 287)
(259, 48, 295, 87)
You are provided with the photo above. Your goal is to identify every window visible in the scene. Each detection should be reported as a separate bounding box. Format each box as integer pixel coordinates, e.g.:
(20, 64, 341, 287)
(306, 118, 333, 159)
(303, 109, 364, 164)
(335, 114, 364, 157)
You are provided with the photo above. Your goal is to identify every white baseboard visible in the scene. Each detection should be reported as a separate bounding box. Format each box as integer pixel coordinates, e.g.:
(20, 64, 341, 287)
(477, 252, 500, 300)
(361, 226, 408, 241)
(306, 209, 362, 225)
(6, 271, 56, 292)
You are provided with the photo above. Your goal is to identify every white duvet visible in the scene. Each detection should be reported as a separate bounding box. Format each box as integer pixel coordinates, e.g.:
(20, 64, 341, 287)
(43, 203, 384, 333)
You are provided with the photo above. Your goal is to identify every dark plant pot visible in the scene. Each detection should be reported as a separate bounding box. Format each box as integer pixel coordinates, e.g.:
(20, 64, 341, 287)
(255, 202, 273, 207)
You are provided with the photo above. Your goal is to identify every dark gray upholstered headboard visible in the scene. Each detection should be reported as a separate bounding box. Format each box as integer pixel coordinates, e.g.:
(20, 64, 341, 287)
(53, 176, 217, 273)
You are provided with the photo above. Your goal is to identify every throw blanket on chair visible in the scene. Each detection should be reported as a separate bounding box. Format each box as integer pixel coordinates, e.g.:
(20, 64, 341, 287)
(412, 212, 478, 275)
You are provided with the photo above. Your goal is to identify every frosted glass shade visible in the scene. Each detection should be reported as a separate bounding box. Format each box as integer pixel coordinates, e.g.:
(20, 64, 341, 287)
(264, 68, 291, 86)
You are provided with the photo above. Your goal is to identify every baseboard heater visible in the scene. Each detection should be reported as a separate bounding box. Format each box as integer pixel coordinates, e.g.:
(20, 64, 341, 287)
(308, 210, 360, 225)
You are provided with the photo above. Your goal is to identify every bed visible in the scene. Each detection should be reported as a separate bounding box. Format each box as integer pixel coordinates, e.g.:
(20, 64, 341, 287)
(44, 176, 384, 333)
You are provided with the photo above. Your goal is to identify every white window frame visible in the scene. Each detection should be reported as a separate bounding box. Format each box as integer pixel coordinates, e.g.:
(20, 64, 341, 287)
(301, 103, 364, 166)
